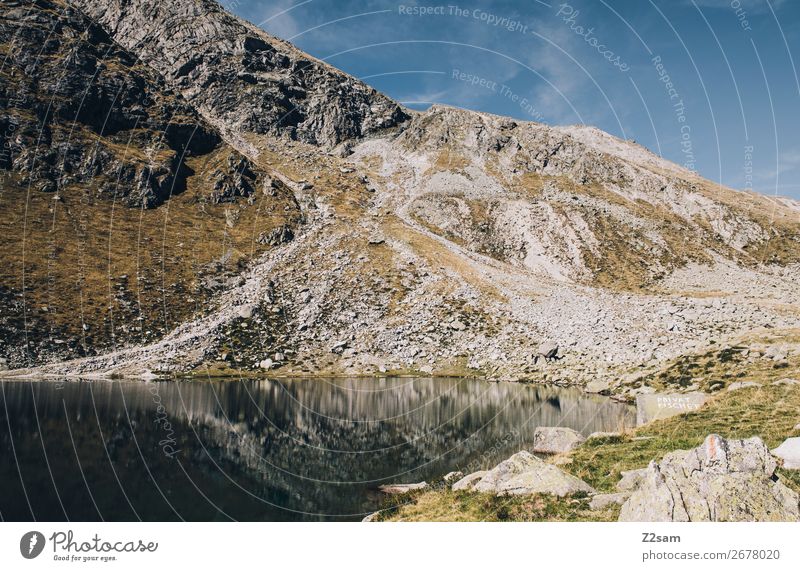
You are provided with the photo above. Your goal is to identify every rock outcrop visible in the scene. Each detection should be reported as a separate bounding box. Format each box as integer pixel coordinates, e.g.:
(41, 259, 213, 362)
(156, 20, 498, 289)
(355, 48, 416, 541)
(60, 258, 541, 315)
(451, 471, 488, 491)
(0, 0, 301, 366)
(589, 492, 631, 510)
(68, 0, 409, 150)
(616, 468, 648, 492)
(585, 379, 612, 394)
(3, 0, 800, 383)
(727, 381, 760, 392)
(353, 104, 800, 288)
(618, 435, 800, 522)
(378, 482, 428, 495)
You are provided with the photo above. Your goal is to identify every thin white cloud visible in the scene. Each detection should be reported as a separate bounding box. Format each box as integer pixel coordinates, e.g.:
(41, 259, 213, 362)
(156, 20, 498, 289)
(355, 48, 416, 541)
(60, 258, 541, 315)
(775, 149, 800, 177)
(750, 148, 800, 187)
(524, 12, 624, 126)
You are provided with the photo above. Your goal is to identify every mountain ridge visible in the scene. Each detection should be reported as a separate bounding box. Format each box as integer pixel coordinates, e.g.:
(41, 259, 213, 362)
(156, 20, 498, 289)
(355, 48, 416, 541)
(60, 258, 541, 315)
(68, 0, 409, 152)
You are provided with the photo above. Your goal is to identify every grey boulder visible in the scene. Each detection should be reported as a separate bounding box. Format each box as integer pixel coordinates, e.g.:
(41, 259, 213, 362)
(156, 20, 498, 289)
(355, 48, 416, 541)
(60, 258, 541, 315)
(236, 304, 256, 319)
(727, 381, 760, 392)
(585, 378, 612, 394)
(537, 342, 560, 361)
(378, 482, 428, 495)
(616, 468, 648, 492)
(532, 427, 586, 454)
(443, 471, 464, 484)
(590, 492, 631, 510)
(473, 451, 595, 497)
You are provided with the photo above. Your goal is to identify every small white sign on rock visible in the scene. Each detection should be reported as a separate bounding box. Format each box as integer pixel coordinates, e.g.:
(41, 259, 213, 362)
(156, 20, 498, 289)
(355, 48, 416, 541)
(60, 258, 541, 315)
(636, 393, 708, 426)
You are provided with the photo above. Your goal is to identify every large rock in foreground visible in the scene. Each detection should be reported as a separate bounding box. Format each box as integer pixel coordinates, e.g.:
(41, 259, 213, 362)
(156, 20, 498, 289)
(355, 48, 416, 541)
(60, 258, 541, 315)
(619, 435, 800, 522)
(473, 451, 595, 497)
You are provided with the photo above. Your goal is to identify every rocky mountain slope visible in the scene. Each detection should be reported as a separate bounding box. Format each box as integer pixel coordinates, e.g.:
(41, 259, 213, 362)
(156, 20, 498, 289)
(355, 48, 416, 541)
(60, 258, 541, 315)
(68, 0, 408, 151)
(0, 0, 301, 365)
(355, 105, 800, 287)
(2, 0, 799, 396)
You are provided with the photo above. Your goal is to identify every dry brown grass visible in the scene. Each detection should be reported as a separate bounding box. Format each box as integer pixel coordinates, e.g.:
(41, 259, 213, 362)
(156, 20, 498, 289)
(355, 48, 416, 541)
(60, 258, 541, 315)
(0, 146, 299, 356)
(383, 215, 504, 303)
(633, 329, 800, 394)
(567, 384, 800, 494)
(424, 148, 471, 177)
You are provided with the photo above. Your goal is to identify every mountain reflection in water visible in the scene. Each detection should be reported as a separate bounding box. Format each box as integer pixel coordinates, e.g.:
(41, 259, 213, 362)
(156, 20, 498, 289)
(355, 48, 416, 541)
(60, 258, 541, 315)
(0, 378, 634, 521)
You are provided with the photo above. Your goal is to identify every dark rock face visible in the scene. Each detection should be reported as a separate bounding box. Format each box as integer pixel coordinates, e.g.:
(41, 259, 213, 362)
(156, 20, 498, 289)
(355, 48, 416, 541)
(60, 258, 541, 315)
(0, 0, 265, 208)
(0, 0, 305, 368)
(68, 0, 410, 149)
(258, 224, 294, 246)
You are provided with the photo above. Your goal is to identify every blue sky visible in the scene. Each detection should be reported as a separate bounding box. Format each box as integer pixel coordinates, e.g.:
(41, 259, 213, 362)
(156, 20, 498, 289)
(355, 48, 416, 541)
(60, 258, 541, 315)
(226, 0, 800, 199)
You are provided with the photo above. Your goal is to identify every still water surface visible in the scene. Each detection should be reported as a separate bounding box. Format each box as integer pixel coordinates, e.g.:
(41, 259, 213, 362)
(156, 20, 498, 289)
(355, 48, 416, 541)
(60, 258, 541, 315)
(0, 378, 634, 521)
